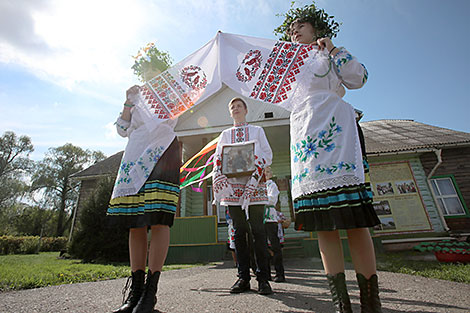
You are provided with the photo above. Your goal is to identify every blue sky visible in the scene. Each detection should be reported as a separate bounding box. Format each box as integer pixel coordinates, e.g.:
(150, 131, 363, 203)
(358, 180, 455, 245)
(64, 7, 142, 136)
(1, 0, 469, 160)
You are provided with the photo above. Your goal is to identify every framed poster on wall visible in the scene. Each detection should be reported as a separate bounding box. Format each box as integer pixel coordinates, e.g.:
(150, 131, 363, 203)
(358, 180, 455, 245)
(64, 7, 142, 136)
(369, 161, 432, 234)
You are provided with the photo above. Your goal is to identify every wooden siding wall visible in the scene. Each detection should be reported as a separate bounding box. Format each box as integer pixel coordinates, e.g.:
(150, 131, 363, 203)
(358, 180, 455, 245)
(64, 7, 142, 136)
(170, 216, 218, 244)
(368, 155, 445, 233)
(419, 147, 470, 231)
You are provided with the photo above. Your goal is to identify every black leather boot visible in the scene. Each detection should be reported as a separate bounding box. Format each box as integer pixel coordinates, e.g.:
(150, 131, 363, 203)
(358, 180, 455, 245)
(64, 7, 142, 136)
(326, 272, 353, 313)
(113, 270, 145, 313)
(132, 270, 161, 313)
(258, 280, 273, 295)
(356, 273, 382, 313)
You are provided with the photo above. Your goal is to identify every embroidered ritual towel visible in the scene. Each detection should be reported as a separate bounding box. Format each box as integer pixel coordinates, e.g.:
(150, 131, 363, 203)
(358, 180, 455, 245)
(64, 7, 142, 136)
(116, 32, 367, 199)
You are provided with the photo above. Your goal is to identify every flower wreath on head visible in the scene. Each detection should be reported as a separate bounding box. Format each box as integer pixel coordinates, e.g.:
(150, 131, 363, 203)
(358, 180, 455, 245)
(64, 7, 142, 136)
(131, 42, 173, 82)
(274, 1, 341, 42)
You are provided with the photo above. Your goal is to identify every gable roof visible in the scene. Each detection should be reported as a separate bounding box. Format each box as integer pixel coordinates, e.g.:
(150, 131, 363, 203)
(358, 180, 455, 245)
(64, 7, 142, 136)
(71, 150, 123, 180)
(361, 120, 470, 154)
(174, 84, 290, 136)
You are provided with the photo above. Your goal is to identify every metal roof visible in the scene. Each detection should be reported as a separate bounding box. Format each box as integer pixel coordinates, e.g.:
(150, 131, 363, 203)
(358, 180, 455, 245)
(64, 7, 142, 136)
(361, 119, 470, 154)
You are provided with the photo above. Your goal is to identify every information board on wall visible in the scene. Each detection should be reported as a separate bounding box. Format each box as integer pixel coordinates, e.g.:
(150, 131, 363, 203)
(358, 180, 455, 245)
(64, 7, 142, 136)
(368, 161, 432, 234)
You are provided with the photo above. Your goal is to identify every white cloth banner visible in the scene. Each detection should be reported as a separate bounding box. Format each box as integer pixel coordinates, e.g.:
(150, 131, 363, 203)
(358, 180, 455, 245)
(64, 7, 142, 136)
(137, 31, 314, 119)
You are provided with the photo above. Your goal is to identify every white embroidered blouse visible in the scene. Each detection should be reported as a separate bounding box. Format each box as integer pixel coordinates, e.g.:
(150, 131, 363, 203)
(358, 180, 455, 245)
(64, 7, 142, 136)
(264, 179, 280, 223)
(289, 47, 368, 200)
(212, 123, 272, 209)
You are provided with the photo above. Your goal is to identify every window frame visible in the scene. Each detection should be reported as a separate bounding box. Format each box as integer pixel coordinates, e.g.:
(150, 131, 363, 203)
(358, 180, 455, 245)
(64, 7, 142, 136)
(430, 175, 469, 217)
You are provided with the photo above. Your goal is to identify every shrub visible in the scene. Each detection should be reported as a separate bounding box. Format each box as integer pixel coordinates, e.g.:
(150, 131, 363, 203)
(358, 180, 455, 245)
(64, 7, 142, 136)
(0, 236, 67, 255)
(69, 177, 129, 262)
(19, 237, 39, 254)
(40, 237, 68, 252)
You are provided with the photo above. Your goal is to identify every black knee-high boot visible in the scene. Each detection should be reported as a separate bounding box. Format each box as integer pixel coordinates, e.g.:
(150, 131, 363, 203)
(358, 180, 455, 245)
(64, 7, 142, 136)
(132, 270, 161, 313)
(326, 272, 353, 313)
(356, 273, 382, 313)
(113, 270, 145, 313)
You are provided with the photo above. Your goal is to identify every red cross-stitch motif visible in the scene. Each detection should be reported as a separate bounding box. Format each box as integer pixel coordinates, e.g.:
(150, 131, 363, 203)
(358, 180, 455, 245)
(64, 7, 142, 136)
(236, 50, 262, 82)
(250, 42, 314, 104)
(140, 85, 170, 119)
(142, 71, 197, 119)
(231, 126, 249, 143)
(180, 65, 207, 91)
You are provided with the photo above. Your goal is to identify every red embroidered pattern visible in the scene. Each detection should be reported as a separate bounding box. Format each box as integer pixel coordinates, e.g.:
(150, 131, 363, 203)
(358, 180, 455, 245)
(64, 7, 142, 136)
(213, 173, 229, 195)
(180, 65, 208, 91)
(236, 50, 262, 82)
(222, 183, 268, 203)
(250, 42, 314, 104)
(140, 85, 170, 119)
(231, 126, 249, 143)
(143, 71, 196, 119)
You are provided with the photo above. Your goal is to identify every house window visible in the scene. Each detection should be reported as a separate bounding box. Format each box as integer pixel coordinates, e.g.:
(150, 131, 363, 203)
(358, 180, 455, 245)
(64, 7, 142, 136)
(431, 177, 466, 216)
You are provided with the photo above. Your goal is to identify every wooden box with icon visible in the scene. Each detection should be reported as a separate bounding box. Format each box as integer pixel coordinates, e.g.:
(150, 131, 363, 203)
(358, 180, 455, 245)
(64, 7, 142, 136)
(221, 142, 255, 178)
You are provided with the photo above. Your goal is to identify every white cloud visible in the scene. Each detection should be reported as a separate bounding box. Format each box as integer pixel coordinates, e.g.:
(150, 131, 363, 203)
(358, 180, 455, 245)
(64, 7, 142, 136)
(0, 0, 147, 91)
(0, 0, 282, 91)
(0, 0, 52, 52)
(104, 121, 118, 140)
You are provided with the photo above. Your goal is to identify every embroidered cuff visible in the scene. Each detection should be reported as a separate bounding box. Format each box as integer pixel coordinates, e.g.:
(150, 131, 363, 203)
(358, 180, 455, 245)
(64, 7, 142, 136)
(361, 63, 369, 84)
(116, 117, 131, 131)
(332, 47, 353, 73)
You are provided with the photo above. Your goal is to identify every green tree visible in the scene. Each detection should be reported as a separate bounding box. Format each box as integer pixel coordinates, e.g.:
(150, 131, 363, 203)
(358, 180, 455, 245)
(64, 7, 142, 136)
(31, 144, 106, 237)
(69, 177, 128, 262)
(0, 131, 34, 208)
(13, 205, 58, 236)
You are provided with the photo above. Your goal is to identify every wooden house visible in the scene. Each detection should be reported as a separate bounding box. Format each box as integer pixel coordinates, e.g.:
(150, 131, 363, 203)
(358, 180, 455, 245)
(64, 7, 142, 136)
(72, 86, 470, 260)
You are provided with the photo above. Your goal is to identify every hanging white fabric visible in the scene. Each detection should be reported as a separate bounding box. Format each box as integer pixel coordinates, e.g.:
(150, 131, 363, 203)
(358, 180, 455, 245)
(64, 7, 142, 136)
(117, 31, 367, 200)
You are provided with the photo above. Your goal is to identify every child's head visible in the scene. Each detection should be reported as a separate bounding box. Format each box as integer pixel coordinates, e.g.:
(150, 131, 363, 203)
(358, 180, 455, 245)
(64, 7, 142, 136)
(228, 97, 248, 123)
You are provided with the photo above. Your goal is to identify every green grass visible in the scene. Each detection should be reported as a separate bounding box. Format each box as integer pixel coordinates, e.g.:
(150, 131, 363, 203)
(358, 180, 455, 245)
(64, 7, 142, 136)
(0, 252, 199, 291)
(375, 251, 470, 284)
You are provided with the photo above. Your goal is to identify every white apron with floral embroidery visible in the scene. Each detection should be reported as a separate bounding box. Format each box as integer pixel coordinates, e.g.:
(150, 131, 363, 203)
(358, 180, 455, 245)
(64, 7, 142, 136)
(289, 47, 367, 200)
(111, 92, 178, 199)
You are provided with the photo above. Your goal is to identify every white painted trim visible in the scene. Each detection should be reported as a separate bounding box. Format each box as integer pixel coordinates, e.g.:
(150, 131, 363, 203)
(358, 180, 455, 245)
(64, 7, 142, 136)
(381, 237, 453, 244)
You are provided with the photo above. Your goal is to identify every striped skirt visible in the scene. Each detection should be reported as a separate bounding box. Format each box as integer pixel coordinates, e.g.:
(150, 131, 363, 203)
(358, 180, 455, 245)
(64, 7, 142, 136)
(107, 138, 180, 229)
(294, 125, 380, 231)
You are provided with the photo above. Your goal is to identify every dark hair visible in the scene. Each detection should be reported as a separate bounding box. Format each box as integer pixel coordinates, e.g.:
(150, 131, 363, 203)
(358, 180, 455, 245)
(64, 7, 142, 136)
(274, 2, 341, 42)
(229, 97, 247, 109)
